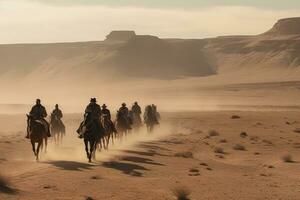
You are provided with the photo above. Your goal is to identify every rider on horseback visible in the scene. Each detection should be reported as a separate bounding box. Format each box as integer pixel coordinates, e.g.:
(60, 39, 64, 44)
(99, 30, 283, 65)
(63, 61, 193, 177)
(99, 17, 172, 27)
(118, 103, 131, 129)
(132, 102, 142, 115)
(26, 99, 51, 138)
(101, 104, 117, 133)
(131, 101, 142, 124)
(52, 104, 63, 119)
(51, 104, 65, 131)
(77, 98, 102, 138)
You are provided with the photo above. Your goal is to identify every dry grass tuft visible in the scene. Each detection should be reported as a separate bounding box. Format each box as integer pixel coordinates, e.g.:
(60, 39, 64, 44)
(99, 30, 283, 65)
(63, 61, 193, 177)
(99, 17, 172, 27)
(240, 132, 248, 138)
(282, 154, 294, 163)
(233, 144, 246, 151)
(174, 151, 194, 159)
(219, 139, 227, 143)
(214, 147, 225, 154)
(208, 130, 219, 137)
(231, 115, 241, 119)
(172, 186, 191, 200)
(294, 128, 300, 133)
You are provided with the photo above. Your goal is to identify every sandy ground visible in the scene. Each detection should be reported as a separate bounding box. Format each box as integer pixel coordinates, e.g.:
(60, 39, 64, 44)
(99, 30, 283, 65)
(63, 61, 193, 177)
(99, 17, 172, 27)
(0, 111, 300, 200)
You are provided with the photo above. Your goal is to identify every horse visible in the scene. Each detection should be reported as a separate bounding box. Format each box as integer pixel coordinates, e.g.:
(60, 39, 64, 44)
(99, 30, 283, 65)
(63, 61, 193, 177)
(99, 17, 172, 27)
(79, 113, 103, 162)
(115, 111, 130, 139)
(50, 113, 65, 145)
(131, 112, 143, 132)
(98, 115, 115, 150)
(26, 114, 48, 161)
(144, 105, 158, 133)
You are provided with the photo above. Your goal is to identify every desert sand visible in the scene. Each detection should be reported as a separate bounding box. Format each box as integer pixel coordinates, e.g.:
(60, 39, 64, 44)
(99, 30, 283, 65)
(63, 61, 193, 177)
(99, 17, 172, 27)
(0, 109, 300, 200)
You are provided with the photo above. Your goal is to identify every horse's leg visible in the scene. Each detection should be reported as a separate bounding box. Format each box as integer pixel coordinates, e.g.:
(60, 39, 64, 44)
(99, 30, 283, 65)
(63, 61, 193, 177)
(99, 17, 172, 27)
(31, 141, 36, 157)
(36, 141, 42, 162)
(60, 132, 63, 145)
(89, 140, 95, 162)
(44, 137, 48, 154)
(84, 140, 89, 159)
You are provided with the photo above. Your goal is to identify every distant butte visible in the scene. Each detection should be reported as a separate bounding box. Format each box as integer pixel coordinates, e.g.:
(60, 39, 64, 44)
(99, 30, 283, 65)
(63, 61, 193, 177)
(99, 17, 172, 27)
(264, 17, 300, 36)
(105, 30, 136, 41)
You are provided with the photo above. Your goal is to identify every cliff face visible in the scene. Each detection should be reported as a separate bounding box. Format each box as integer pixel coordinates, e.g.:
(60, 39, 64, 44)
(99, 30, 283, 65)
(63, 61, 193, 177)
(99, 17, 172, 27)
(264, 17, 300, 36)
(0, 17, 300, 82)
(105, 31, 136, 42)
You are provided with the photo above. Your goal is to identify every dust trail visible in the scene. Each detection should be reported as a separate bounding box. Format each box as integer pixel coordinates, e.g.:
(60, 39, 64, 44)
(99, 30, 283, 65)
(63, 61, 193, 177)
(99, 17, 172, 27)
(43, 118, 173, 163)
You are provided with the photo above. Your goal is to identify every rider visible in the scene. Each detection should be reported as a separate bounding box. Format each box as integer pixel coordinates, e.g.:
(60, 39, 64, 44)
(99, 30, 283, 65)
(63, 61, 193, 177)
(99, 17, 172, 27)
(78, 98, 102, 138)
(131, 101, 142, 124)
(132, 101, 142, 116)
(26, 99, 51, 138)
(101, 104, 117, 133)
(51, 104, 64, 129)
(118, 103, 131, 129)
(52, 104, 63, 119)
(151, 104, 160, 124)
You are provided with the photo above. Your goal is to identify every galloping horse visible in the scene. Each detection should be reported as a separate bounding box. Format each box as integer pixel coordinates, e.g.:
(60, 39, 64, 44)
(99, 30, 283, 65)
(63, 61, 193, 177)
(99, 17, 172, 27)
(50, 113, 65, 145)
(26, 115, 48, 161)
(115, 111, 130, 138)
(79, 113, 103, 162)
(144, 105, 158, 133)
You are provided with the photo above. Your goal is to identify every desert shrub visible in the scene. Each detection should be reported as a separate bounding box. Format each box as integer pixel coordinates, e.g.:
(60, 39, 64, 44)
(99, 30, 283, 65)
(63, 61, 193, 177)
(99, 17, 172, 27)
(189, 168, 199, 173)
(233, 144, 246, 151)
(172, 187, 191, 200)
(174, 152, 193, 159)
(231, 115, 241, 119)
(219, 139, 227, 143)
(294, 128, 300, 133)
(214, 147, 225, 154)
(282, 154, 294, 163)
(208, 130, 219, 137)
(240, 132, 248, 138)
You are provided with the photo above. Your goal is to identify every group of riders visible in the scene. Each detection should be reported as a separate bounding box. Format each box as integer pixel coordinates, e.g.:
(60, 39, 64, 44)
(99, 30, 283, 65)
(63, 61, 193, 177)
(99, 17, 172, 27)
(26, 98, 160, 139)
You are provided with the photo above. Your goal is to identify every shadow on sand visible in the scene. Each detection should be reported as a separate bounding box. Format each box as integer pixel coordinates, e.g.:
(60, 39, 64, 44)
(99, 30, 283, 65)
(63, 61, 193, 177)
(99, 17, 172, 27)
(0, 176, 18, 195)
(121, 156, 165, 166)
(102, 161, 148, 177)
(44, 161, 94, 171)
(122, 150, 168, 157)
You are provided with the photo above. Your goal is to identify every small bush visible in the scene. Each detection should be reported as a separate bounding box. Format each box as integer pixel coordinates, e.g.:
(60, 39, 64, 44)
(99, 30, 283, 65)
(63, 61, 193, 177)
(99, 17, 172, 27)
(231, 115, 241, 119)
(294, 129, 300, 133)
(240, 132, 248, 138)
(282, 154, 294, 163)
(189, 168, 199, 173)
(219, 139, 227, 143)
(208, 130, 219, 137)
(172, 187, 191, 200)
(214, 147, 225, 154)
(233, 144, 246, 151)
(174, 152, 193, 159)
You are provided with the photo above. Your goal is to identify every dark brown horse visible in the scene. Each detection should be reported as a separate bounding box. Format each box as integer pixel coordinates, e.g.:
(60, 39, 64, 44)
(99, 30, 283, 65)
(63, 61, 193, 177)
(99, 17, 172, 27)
(79, 113, 103, 162)
(144, 105, 158, 133)
(115, 111, 130, 139)
(50, 113, 65, 145)
(26, 115, 48, 161)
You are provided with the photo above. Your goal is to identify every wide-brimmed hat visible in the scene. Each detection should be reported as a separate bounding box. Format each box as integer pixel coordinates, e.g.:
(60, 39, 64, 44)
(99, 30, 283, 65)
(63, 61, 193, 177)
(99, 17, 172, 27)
(90, 98, 97, 102)
(102, 104, 107, 108)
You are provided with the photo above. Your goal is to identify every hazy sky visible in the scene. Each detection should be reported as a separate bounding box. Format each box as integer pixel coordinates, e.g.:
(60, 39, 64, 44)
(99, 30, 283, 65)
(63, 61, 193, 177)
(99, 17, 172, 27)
(0, 0, 299, 43)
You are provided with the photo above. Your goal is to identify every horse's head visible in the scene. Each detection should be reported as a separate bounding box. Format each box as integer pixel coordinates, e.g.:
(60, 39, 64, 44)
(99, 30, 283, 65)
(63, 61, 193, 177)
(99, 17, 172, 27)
(27, 114, 34, 122)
